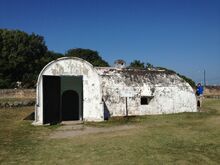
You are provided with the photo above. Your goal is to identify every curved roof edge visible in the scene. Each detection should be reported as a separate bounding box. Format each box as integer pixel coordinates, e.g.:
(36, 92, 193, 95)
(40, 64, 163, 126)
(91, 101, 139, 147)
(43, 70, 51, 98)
(36, 57, 97, 86)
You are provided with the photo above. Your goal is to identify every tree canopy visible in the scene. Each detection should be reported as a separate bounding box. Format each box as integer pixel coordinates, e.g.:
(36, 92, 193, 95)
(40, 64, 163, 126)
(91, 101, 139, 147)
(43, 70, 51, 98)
(0, 29, 195, 89)
(0, 29, 109, 88)
(129, 60, 155, 69)
(65, 48, 109, 67)
(0, 29, 60, 88)
(129, 60, 145, 69)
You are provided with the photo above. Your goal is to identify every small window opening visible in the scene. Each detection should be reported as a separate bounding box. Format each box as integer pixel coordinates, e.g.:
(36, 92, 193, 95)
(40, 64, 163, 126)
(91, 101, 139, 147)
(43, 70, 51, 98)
(141, 97, 148, 105)
(141, 96, 153, 105)
(197, 100, 200, 107)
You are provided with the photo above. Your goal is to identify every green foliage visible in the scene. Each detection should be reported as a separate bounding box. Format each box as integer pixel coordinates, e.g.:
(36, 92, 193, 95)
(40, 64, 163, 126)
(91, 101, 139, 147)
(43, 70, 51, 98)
(156, 66, 196, 88)
(128, 59, 196, 88)
(129, 60, 154, 69)
(0, 28, 195, 89)
(177, 74, 196, 88)
(65, 48, 109, 67)
(146, 62, 154, 68)
(129, 60, 145, 69)
(0, 29, 109, 88)
(0, 29, 62, 88)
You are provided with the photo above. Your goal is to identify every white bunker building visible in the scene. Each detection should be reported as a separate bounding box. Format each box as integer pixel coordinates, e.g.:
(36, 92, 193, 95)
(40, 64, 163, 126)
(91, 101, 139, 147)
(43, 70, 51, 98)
(34, 57, 197, 125)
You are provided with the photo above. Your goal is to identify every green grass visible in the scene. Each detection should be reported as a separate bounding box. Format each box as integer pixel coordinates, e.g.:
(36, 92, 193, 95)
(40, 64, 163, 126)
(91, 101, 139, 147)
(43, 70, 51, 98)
(0, 99, 220, 164)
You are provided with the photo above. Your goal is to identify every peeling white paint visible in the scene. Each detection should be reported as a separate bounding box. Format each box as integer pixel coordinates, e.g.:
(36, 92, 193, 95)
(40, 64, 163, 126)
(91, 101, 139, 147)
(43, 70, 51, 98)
(33, 57, 103, 125)
(98, 68, 197, 117)
(34, 58, 197, 125)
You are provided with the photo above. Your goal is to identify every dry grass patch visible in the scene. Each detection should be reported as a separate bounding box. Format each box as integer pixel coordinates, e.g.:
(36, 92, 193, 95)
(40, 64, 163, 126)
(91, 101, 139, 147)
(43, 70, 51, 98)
(0, 99, 220, 164)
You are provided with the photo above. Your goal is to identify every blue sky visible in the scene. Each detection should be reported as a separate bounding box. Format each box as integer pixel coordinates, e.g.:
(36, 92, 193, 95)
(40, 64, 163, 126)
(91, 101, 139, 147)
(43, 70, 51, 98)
(0, 0, 220, 84)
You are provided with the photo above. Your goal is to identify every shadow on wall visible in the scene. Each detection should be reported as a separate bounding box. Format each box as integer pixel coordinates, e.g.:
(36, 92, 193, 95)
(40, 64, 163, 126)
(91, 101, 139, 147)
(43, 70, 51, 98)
(103, 101, 110, 120)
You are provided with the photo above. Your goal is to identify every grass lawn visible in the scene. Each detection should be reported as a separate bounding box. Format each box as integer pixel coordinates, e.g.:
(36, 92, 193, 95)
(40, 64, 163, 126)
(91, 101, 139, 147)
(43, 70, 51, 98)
(0, 99, 220, 164)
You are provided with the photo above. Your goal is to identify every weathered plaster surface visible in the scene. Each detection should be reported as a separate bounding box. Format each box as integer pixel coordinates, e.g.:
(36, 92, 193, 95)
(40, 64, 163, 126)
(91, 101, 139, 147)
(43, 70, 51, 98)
(96, 68, 197, 117)
(34, 57, 103, 125)
(34, 58, 197, 125)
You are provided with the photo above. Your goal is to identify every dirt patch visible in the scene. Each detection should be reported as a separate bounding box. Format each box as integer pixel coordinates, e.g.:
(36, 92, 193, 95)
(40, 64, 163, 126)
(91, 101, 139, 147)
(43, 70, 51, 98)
(49, 124, 138, 139)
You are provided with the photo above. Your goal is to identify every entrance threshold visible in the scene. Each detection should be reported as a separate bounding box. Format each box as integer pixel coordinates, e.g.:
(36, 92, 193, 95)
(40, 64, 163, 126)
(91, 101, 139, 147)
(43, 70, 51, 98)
(61, 120, 83, 125)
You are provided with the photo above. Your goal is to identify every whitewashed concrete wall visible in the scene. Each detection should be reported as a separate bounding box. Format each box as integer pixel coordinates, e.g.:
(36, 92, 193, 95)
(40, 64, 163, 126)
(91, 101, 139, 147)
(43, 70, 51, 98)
(34, 59, 197, 125)
(33, 57, 103, 125)
(98, 68, 197, 117)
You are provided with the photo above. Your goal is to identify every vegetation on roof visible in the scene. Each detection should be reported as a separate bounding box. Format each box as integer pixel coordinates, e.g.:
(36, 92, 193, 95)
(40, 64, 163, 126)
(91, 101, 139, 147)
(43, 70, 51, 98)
(128, 60, 196, 88)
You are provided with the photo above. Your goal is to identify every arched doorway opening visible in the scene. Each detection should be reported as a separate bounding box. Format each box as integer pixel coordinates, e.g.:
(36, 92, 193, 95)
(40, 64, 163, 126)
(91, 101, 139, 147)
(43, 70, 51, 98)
(62, 90, 79, 121)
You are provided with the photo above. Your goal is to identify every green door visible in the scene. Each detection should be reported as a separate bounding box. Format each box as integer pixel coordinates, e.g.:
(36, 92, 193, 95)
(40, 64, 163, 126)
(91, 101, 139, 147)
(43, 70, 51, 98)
(60, 76, 83, 121)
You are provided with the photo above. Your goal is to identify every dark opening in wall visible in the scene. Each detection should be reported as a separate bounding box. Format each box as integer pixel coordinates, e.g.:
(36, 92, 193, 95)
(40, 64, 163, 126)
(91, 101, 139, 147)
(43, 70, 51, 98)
(197, 100, 200, 107)
(141, 96, 154, 105)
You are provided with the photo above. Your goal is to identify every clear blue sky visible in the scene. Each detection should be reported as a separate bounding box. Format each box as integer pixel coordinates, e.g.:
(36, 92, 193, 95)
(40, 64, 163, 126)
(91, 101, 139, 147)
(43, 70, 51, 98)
(1, 0, 220, 85)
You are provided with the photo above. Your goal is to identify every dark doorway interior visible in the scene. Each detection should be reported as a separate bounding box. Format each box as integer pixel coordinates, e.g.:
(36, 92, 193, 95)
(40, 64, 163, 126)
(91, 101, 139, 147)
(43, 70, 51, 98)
(43, 76, 61, 124)
(43, 75, 82, 124)
(62, 90, 79, 120)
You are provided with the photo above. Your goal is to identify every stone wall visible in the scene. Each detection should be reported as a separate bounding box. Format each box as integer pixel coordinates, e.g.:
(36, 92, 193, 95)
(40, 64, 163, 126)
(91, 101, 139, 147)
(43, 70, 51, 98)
(0, 89, 35, 108)
(204, 86, 220, 98)
(0, 89, 35, 99)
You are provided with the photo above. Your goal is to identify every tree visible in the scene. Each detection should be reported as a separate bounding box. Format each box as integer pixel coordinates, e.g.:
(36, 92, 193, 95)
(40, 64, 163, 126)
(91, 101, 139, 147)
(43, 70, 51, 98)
(129, 60, 145, 69)
(146, 62, 154, 68)
(0, 29, 62, 88)
(65, 48, 109, 67)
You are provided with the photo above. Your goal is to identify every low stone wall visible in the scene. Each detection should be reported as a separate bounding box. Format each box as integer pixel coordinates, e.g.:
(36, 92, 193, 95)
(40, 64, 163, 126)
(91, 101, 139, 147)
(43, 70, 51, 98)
(0, 89, 36, 108)
(204, 86, 220, 99)
(205, 95, 220, 99)
(0, 89, 36, 99)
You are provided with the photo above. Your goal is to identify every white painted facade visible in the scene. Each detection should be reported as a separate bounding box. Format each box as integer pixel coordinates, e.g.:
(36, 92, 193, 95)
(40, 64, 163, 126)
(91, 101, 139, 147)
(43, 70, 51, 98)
(34, 57, 103, 125)
(97, 68, 197, 117)
(34, 57, 197, 125)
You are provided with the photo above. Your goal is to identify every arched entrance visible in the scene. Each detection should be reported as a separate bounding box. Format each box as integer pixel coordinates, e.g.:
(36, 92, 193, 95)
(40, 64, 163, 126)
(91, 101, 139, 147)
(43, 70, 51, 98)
(35, 57, 103, 125)
(62, 90, 79, 121)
